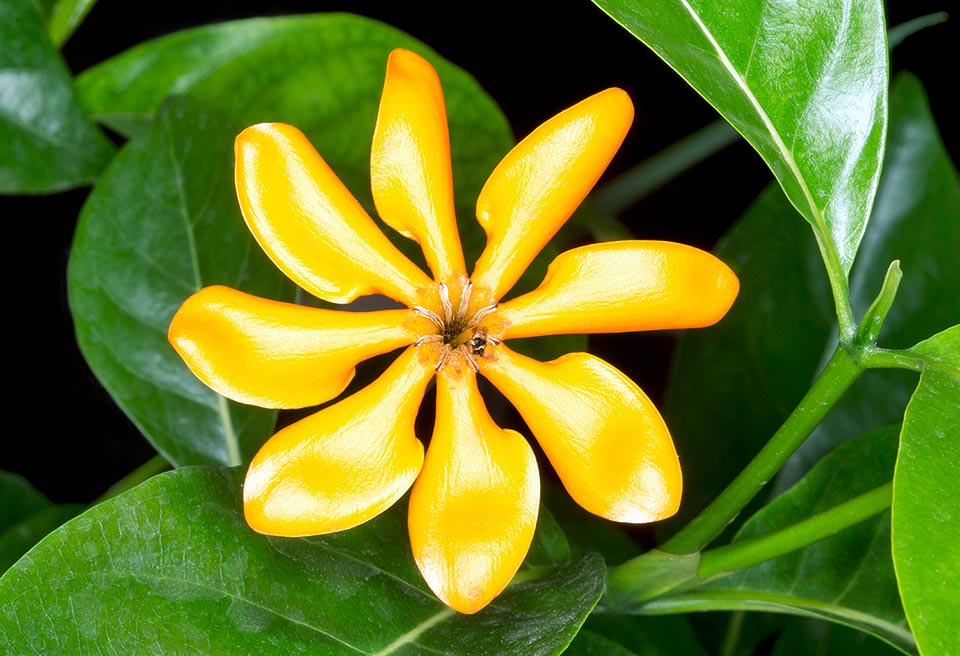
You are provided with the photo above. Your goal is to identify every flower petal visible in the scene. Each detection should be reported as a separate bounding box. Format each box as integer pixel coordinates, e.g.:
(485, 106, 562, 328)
(372, 49, 465, 282)
(235, 123, 433, 306)
(480, 346, 680, 523)
(471, 88, 633, 300)
(409, 366, 539, 614)
(498, 241, 740, 338)
(243, 347, 432, 537)
(169, 285, 416, 409)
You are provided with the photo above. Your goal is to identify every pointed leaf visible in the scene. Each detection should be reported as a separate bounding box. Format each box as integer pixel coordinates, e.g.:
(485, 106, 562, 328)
(593, 0, 887, 275)
(662, 74, 960, 529)
(68, 97, 293, 467)
(0, 467, 605, 655)
(893, 326, 960, 656)
(0, 0, 114, 193)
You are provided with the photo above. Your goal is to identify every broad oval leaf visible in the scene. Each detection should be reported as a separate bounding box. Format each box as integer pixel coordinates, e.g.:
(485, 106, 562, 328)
(893, 326, 960, 656)
(0, 471, 81, 573)
(593, 0, 887, 276)
(650, 427, 914, 654)
(661, 73, 960, 530)
(0, 467, 605, 655)
(0, 0, 114, 193)
(67, 97, 292, 467)
(75, 12, 583, 361)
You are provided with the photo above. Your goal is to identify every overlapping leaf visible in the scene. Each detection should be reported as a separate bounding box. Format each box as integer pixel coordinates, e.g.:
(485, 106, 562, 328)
(68, 97, 291, 467)
(893, 326, 960, 656)
(74, 12, 584, 363)
(0, 467, 604, 655)
(593, 0, 887, 276)
(0, 0, 114, 193)
(660, 74, 960, 528)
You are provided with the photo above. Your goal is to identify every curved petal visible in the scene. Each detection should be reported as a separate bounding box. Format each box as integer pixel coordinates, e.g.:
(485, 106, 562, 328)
(243, 347, 432, 537)
(372, 49, 465, 282)
(480, 346, 680, 523)
(409, 366, 539, 614)
(471, 88, 634, 300)
(169, 285, 416, 409)
(498, 241, 740, 338)
(235, 123, 433, 306)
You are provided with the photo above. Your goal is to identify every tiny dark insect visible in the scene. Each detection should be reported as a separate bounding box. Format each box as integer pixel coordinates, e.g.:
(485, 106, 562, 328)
(468, 333, 488, 356)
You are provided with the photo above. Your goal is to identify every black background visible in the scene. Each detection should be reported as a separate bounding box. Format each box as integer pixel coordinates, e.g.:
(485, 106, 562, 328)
(2, 1, 956, 503)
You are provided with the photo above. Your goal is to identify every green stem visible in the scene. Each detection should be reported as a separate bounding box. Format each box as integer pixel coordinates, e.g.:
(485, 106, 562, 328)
(698, 482, 892, 579)
(592, 119, 739, 215)
(813, 232, 858, 344)
(861, 347, 925, 372)
(659, 346, 863, 555)
(93, 454, 171, 504)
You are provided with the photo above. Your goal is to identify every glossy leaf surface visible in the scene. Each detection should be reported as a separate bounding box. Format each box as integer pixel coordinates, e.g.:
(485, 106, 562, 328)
(593, 0, 887, 275)
(34, 0, 98, 46)
(0, 467, 605, 655)
(0, 0, 114, 193)
(893, 326, 960, 656)
(0, 471, 80, 573)
(68, 97, 292, 467)
(652, 427, 913, 654)
(662, 74, 960, 529)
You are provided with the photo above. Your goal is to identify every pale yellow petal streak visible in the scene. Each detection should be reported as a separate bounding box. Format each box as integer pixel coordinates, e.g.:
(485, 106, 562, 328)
(409, 366, 539, 614)
(481, 346, 681, 522)
(235, 123, 433, 306)
(372, 49, 465, 282)
(243, 347, 432, 536)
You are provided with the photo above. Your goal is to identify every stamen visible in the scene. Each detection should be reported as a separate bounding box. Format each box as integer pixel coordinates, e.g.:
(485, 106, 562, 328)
(438, 282, 453, 324)
(462, 350, 480, 372)
(434, 347, 450, 372)
(466, 303, 498, 328)
(456, 280, 473, 322)
(412, 305, 444, 330)
(415, 334, 444, 346)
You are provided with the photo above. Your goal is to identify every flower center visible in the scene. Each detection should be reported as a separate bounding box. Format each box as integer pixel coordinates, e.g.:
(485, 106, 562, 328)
(412, 280, 499, 372)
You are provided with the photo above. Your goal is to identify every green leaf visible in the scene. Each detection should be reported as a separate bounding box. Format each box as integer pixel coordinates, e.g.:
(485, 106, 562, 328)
(0, 467, 605, 655)
(661, 73, 960, 529)
(46, 0, 98, 47)
(893, 326, 960, 656)
(67, 97, 292, 467)
(0, 471, 80, 573)
(565, 615, 708, 656)
(74, 12, 584, 364)
(592, 0, 887, 278)
(525, 504, 572, 568)
(652, 427, 914, 653)
(0, 0, 114, 194)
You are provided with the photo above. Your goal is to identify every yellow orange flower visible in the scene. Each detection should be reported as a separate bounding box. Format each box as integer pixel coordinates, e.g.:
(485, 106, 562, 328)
(168, 48, 739, 614)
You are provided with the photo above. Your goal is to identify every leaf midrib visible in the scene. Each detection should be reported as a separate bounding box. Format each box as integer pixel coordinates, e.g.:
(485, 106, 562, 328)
(675, 0, 833, 243)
